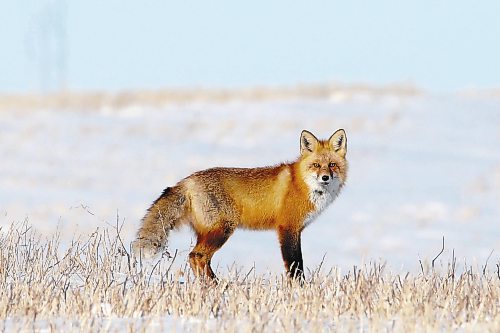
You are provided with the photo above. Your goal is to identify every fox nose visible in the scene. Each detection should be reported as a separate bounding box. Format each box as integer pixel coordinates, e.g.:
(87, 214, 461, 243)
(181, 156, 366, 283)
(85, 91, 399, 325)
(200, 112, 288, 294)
(321, 175, 330, 181)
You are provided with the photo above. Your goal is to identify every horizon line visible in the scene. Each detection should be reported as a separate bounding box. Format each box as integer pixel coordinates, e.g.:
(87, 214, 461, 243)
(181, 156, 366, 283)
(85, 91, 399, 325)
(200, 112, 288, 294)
(0, 82, 498, 111)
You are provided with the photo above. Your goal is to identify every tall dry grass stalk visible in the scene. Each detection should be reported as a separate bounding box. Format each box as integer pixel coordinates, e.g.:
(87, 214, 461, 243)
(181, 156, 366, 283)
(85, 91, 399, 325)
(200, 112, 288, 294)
(0, 221, 498, 332)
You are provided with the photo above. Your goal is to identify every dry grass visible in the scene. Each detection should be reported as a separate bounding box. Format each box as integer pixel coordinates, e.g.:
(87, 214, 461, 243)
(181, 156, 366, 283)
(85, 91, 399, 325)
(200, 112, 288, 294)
(0, 83, 421, 112)
(0, 222, 498, 332)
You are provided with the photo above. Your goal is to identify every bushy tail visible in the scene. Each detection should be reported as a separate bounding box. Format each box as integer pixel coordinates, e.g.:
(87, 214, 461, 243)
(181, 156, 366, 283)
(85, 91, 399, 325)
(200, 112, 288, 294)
(132, 186, 187, 259)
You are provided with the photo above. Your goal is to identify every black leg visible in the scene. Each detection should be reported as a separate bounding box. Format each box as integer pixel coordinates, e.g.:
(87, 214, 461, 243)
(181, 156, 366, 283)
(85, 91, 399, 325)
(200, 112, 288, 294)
(278, 227, 304, 280)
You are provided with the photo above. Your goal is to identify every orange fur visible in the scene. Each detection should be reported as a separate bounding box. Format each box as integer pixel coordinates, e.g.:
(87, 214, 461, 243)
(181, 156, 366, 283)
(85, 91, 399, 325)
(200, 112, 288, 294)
(132, 129, 348, 280)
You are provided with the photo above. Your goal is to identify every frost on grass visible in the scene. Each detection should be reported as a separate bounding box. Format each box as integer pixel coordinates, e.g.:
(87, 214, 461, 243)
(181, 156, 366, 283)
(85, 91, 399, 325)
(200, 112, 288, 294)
(0, 223, 499, 332)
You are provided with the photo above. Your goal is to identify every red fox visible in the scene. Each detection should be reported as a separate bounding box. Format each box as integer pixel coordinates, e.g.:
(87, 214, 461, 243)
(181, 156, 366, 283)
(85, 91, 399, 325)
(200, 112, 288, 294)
(132, 129, 348, 280)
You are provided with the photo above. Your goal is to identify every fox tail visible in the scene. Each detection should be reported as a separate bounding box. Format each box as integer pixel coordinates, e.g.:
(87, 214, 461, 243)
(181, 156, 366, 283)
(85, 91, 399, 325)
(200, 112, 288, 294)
(132, 186, 187, 259)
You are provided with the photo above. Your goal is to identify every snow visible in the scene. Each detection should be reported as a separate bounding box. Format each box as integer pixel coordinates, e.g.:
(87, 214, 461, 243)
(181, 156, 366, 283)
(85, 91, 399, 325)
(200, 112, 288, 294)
(1, 314, 220, 332)
(1, 92, 499, 274)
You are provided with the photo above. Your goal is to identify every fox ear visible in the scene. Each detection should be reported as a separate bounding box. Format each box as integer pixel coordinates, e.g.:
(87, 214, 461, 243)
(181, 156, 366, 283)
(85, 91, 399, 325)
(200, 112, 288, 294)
(300, 130, 319, 155)
(329, 129, 347, 157)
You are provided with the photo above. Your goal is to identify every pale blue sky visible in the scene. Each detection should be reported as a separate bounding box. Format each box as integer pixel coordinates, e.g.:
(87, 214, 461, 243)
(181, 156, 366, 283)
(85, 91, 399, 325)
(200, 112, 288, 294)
(1, 1, 499, 93)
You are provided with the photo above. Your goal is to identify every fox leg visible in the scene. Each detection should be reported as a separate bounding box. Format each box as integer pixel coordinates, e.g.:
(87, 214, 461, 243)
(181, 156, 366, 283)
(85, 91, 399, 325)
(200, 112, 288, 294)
(189, 224, 234, 280)
(278, 227, 304, 280)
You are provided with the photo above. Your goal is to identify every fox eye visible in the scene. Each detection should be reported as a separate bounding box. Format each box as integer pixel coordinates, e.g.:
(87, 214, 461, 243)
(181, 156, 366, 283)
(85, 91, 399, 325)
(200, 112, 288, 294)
(313, 163, 320, 168)
(329, 162, 336, 167)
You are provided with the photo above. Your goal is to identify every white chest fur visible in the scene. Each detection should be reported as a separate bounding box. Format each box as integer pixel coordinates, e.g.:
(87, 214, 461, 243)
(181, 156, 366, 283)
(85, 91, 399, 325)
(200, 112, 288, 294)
(302, 178, 341, 228)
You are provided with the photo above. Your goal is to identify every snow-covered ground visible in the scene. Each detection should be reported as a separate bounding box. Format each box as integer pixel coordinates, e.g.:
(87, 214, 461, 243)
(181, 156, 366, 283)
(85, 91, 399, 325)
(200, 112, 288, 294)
(1, 92, 499, 274)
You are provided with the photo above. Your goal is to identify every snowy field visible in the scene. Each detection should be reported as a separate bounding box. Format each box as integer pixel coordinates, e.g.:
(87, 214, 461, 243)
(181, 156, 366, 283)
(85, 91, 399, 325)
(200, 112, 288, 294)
(1, 91, 499, 275)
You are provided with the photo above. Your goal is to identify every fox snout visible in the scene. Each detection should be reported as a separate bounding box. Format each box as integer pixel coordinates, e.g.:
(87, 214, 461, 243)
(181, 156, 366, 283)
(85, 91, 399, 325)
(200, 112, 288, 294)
(318, 172, 332, 185)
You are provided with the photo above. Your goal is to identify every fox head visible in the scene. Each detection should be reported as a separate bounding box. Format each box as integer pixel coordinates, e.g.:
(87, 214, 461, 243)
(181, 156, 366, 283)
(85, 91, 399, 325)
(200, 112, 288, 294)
(298, 129, 348, 193)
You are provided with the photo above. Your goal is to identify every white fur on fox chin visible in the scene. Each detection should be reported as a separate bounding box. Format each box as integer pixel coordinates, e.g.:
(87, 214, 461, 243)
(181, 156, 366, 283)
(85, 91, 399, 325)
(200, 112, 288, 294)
(303, 175, 341, 228)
